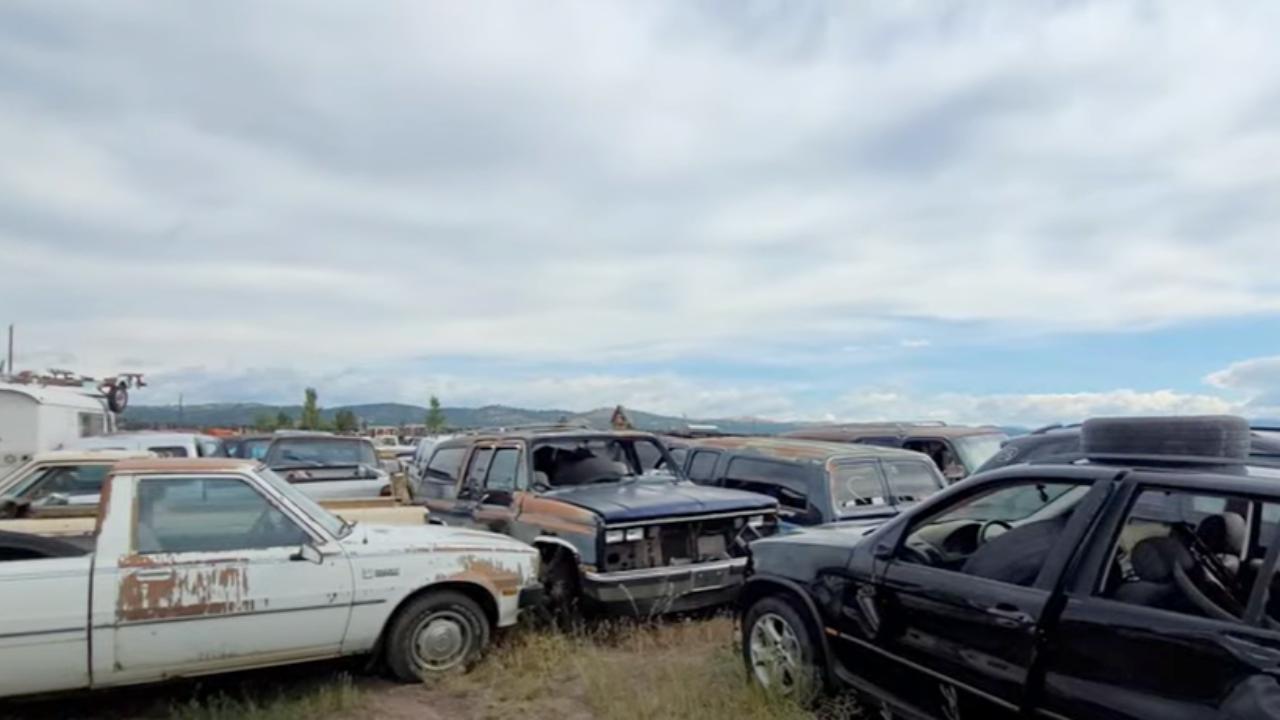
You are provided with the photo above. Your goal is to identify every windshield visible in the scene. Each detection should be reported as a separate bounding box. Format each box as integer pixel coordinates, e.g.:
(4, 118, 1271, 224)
(254, 466, 348, 537)
(952, 434, 1008, 472)
(946, 482, 1082, 523)
(269, 439, 377, 467)
(533, 437, 680, 487)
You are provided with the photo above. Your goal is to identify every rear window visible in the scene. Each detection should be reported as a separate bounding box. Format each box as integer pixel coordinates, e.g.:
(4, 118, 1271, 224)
(151, 446, 189, 458)
(829, 462, 888, 509)
(883, 460, 942, 503)
(723, 457, 811, 511)
(269, 439, 377, 466)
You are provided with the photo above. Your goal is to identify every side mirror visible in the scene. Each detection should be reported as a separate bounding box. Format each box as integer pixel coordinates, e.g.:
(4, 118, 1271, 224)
(291, 543, 324, 564)
(873, 542, 895, 560)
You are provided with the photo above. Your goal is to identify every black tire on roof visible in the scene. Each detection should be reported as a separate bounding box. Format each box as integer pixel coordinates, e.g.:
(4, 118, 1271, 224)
(1080, 415, 1251, 460)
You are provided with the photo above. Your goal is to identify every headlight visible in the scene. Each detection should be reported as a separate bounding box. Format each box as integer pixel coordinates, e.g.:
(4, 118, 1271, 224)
(747, 515, 766, 528)
(625, 528, 644, 542)
(605, 530, 626, 544)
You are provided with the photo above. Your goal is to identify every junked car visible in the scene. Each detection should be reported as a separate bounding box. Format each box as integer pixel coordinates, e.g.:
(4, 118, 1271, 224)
(263, 435, 391, 499)
(739, 414, 1280, 719)
(681, 437, 945, 533)
(58, 431, 228, 459)
(416, 424, 781, 617)
(0, 457, 542, 701)
(0, 451, 432, 527)
(781, 421, 1009, 482)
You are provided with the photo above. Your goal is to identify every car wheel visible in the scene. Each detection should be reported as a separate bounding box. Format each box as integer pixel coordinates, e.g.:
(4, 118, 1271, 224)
(384, 590, 491, 682)
(742, 595, 821, 705)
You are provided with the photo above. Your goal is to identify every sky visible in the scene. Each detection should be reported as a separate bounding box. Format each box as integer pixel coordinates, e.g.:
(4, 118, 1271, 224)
(3, 0, 1280, 426)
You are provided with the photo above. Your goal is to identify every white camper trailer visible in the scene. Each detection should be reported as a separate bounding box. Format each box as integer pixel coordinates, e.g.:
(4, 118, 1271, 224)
(0, 373, 141, 481)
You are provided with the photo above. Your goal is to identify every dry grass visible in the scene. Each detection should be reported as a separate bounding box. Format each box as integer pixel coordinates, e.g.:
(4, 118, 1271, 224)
(442, 615, 864, 720)
(165, 675, 364, 720)
(4, 616, 864, 720)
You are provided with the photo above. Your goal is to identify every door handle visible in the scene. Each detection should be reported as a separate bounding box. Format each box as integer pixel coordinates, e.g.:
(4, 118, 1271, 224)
(986, 604, 1033, 626)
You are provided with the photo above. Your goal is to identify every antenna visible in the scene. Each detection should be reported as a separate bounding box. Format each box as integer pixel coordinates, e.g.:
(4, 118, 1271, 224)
(5, 324, 12, 380)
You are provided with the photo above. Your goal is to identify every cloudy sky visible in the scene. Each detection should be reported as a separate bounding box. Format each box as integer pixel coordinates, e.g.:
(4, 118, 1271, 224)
(3, 0, 1280, 426)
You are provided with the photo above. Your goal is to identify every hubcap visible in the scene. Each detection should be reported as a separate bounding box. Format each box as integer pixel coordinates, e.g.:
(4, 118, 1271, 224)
(411, 610, 472, 671)
(749, 612, 803, 693)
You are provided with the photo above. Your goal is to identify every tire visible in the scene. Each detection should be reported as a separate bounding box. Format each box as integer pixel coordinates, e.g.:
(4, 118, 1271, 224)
(741, 595, 822, 706)
(383, 590, 491, 682)
(106, 383, 129, 413)
(535, 548, 583, 627)
(1081, 415, 1251, 460)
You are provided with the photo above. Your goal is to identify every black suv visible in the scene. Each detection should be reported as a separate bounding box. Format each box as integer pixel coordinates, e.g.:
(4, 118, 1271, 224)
(976, 423, 1280, 473)
(739, 415, 1280, 719)
(415, 424, 780, 616)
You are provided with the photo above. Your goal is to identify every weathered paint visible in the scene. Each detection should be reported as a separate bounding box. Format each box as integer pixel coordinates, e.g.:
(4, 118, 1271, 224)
(117, 563, 254, 622)
(0, 464, 541, 701)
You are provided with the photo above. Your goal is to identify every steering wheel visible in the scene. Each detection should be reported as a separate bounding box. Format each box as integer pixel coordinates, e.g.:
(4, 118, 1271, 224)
(978, 520, 1013, 545)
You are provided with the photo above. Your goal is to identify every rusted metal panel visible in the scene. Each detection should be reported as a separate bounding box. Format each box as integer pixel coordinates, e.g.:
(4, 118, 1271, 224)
(117, 561, 255, 623)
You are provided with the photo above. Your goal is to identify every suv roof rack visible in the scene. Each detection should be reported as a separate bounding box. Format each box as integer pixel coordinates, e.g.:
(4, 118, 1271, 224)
(1025, 450, 1280, 471)
(822, 420, 948, 429)
(1027, 422, 1083, 435)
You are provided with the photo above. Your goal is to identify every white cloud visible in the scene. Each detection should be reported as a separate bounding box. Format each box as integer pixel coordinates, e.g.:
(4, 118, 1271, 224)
(4, 1, 1280, 420)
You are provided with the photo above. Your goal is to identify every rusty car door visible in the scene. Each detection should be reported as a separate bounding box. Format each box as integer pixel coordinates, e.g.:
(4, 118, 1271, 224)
(91, 474, 354, 686)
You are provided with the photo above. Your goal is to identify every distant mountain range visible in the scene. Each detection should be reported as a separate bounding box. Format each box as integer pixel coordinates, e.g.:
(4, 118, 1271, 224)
(119, 402, 1034, 436)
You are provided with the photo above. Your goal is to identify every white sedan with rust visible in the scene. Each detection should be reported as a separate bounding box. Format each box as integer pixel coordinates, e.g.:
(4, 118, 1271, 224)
(0, 458, 542, 700)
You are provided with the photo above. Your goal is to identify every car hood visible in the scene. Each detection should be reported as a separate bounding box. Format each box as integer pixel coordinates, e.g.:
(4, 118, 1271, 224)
(349, 522, 537, 555)
(543, 482, 776, 523)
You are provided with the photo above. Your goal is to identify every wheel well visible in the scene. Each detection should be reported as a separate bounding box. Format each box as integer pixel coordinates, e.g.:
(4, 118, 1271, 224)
(535, 540, 579, 566)
(739, 579, 828, 663)
(372, 581, 499, 660)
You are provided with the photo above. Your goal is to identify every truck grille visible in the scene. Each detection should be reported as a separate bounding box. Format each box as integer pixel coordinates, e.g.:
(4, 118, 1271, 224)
(601, 512, 778, 573)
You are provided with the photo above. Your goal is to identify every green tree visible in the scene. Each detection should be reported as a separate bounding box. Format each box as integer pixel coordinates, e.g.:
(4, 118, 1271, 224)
(276, 411, 293, 429)
(333, 409, 359, 433)
(300, 387, 323, 430)
(425, 395, 447, 434)
(252, 412, 277, 432)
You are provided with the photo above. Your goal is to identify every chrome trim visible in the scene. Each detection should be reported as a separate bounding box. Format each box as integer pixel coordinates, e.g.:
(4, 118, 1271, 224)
(583, 556, 747, 583)
(602, 510, 777, 530)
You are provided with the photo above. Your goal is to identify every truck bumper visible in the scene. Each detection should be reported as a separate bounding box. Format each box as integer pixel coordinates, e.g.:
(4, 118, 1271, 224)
(580, 557, 748, 616)
(518, 582, 545, 611)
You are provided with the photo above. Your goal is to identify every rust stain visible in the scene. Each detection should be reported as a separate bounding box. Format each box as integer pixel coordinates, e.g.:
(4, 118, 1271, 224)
(93, 474, 114, 537)
(116, 562, 255, 622)
(519, 495, 597, 524)
(433, 554, 527, 596)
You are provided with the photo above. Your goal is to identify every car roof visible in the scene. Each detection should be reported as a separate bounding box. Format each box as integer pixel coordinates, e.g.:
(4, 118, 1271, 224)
(438, 428, 660, 447)
(32, 449, 157, 463)
(781, 423, 1007, 440)
(111, 457, 259, 474)
(689, 435, 936, 464)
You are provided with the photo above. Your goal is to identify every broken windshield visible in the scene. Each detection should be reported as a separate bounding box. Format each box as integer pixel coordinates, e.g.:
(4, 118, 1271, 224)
(532, 437, 679, 487)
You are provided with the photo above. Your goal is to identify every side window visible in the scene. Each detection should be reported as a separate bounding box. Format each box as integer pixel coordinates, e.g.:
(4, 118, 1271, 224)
(830, 462, 888, 508)
(897, 480, 1093, 588)
(195, 438, 226, 458)
(150, 446, 188, 458)
(1099, 487, 1280, 625)
(425, 447, 466, 483)
(135, 477, 310, 554)
(723, 458, 812, 514)
(883, 460, 943, 504)
(15, 465, 111, 501)
(77, 412, 106, 438)
(485, 448, 521, 492)
(687, 451, 721, 483)
(464, 448, 494, 491)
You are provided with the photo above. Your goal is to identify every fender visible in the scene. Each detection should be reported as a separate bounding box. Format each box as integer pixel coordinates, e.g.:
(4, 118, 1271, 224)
(742, 573, 834, 681)
(532, 536, 582, 559)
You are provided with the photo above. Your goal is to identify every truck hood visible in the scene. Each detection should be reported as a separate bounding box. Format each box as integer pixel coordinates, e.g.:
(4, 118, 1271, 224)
(348, 522, 536, 555)
(542, 482, 776, 523)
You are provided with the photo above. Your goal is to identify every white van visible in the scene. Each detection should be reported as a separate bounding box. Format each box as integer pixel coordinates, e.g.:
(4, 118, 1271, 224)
(58, 432, 228, 459)
(0, 382, 114, 481)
